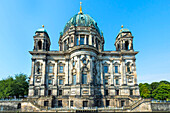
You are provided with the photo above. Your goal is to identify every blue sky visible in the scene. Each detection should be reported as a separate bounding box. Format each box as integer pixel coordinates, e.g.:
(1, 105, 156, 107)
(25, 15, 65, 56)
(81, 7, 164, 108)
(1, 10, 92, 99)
(0, 0, 169, 83)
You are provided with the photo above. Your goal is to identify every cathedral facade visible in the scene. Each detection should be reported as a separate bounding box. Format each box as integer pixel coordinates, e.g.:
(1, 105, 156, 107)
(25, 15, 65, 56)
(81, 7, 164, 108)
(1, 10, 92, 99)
(28, 4, 140, 108)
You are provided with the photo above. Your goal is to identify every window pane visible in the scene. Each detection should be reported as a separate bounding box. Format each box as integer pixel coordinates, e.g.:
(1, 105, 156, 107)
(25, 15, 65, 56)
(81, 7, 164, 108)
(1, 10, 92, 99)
(83, 101, 88, 107)
(73, 61, 75, 67)
(70, 101, 73, 107)
(76, 37, 79, 45)
(59, 90, 62, 96)
(115, 66, 118, 73)
(59, 66, 63, 73)
(105, 79, 108, 84)
(73, 75, 76, 85)
(104, 66, 108, 73)
(58, 100, 62, 107)
(116, 79, 119, 85)
(80, 37, 84, 45)
(86, 36, 89, 45)
(83, 59, 86, 64)
(130, 89, 133, 95)
(49, 65, 53, 73)
(82, 74, 87, 84)
(59, 79, 63, 85)
(127, 67, 130, 72)
(92, 37, 94, 46)
(34, 89, 38, 96)
(48, 79, 52, 84)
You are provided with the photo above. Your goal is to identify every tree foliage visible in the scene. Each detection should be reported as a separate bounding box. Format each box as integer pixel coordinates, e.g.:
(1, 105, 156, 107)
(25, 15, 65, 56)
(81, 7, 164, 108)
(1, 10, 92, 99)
(0, 73, 28, 99)
(139, 80, 170, 100)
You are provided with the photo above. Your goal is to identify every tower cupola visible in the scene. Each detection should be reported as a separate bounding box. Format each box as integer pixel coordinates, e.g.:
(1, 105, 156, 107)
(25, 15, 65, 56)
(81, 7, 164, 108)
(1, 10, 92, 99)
(33, 25, 51, 51)
(115, 25, 134, 51)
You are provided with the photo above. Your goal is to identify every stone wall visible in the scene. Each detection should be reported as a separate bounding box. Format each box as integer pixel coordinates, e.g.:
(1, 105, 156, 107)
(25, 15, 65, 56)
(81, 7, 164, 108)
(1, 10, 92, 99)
(151, 103, 170, 112)
(21, 102, 40, 112)
(0, 101, 21, 111)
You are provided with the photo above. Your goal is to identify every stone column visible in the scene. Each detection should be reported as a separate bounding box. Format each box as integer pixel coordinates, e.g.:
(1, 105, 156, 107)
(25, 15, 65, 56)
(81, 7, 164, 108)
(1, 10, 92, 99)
(100, 60, 103, 85)
(120, 59, 124, 85)
(129, 40, 132, 50)
(89, 56, 93, 84)
(65, 59, 69, 85)
(44, 40, 47, 50)
(77, 56, 81, 84)
(121, 59, 127, 85)
(84, 35, 87, 45)
(120, 41, 123, 50)
(41, 60, 46, 85)
(52, 60, 58, 96)
(122, 40, 125, 50)
(78, 35, 80, 45)
(40, 59, 46, 96)
(30, 58, 35, 85)
(89, 34, 92, 45)
(94, 36, 96, 47)
(69, 59, 73, 84)
(133, 59, 137, 85)
(110, 61, 114, 85)
(54, 61, 58, 85)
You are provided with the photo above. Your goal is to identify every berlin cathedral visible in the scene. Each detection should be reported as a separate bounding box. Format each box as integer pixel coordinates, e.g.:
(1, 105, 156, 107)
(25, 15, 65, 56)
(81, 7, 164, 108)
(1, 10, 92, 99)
(28, 3, 140, 109)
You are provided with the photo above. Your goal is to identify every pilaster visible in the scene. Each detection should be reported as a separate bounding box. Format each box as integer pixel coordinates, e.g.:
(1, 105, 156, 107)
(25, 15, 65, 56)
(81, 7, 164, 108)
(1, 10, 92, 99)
(110, 60, 114, 85)
(100, 60, 103, 85)
(30, 58, 35, 85)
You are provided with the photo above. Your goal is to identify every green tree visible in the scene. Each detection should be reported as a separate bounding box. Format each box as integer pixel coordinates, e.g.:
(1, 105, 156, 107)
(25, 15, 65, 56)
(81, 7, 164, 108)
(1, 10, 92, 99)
(152, 83, 170, 100)
(150, 82, 159, 98)
(159, 80, 170, 85)
(0, 76, 15, 99)
(14, 73, 28, 98)
(139, 84, 151, 98)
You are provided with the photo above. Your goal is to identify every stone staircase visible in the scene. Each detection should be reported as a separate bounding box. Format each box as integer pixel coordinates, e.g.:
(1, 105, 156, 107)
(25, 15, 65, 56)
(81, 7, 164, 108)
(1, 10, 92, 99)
(129, 98, 151, 110)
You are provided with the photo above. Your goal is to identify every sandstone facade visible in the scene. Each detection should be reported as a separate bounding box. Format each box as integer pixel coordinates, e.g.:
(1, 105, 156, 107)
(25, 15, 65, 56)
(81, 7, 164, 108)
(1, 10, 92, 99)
(28, 5, 140, 109)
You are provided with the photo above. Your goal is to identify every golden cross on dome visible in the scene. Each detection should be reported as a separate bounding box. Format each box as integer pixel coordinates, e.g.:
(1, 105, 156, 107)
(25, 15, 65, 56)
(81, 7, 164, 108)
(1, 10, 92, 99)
(121, 25, 123, 28)
(42, 25, 44, 28)
(78, 2, 83, 14)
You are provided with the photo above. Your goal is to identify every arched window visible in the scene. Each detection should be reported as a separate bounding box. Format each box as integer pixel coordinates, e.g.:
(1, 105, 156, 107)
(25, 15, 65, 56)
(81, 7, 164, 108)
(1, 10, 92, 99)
(104, 66, 108, 73)
(36, 62, 41, 74)
(48, 64, 54, 73)
(117, 44, 120, 50)
(76, 37, 79, 45)
(86, 35, 89, 45)
(38, 41, 42, 50)
(115, 66, 118, 73)
(73, 74, 76, 85)
(127, 62, 130, 72)
(82, 74, 87, 84)
(92, 37, 94, 46)
(125, 41, 129, 50)
(80, 35, 84, 45)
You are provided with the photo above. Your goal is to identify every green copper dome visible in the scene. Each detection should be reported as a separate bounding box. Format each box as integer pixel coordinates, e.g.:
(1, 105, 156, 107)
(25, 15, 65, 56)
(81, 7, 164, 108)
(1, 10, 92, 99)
(35, 28, 47, 33)
(63, 13, 101, 35)
(119, 28, 131, 34)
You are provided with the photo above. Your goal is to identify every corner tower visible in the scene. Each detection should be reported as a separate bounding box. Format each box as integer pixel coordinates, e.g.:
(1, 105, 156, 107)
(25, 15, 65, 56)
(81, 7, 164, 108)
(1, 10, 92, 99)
(115, 25, 133, 51)
(33, 25, 51, 51)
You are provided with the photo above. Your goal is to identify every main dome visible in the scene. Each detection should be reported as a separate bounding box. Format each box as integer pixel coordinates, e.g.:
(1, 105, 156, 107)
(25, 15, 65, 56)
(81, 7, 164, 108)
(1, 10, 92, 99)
(63, 13, 101, 35)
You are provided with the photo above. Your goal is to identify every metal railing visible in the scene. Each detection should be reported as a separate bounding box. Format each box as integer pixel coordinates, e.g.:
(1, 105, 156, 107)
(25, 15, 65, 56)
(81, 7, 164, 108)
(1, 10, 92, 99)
(0, 99, 22, 101)
(151, 100, 170, 103)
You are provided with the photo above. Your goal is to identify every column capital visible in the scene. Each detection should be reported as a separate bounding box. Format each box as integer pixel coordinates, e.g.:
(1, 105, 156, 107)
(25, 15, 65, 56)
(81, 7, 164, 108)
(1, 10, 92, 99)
(31, 58, 36, 61)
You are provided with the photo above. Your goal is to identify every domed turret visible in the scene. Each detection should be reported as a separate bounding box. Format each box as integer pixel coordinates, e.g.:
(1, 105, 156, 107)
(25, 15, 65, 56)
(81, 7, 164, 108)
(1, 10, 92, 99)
(63, 14, 101, 35)
(33, 25, 51, 51)
(115, 25, 134, 51)
(58, 3, 104, 52)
